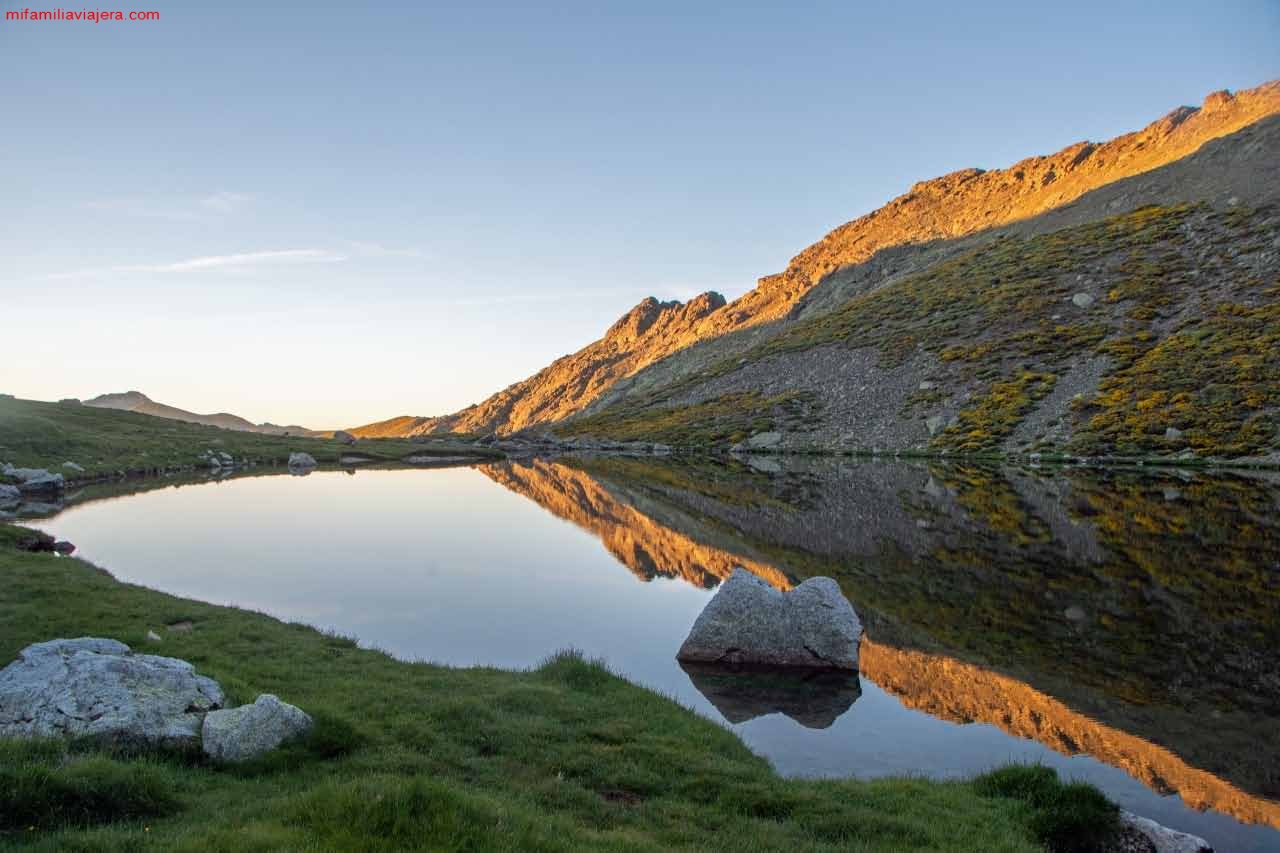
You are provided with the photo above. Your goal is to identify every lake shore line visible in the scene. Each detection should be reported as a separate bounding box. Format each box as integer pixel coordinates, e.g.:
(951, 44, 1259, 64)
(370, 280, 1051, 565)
(0, 521, 1129, 852)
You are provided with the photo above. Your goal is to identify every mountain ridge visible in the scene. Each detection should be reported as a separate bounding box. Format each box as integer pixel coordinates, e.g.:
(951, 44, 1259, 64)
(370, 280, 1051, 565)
(351, 80, 1280, 442)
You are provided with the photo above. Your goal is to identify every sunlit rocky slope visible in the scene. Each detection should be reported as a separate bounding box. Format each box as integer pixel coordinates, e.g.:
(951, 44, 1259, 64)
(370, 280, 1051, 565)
(354, 82, 1280, 459)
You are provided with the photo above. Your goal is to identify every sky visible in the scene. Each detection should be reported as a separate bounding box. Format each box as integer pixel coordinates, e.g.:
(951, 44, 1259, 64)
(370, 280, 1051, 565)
(1, 1, 1277, 428)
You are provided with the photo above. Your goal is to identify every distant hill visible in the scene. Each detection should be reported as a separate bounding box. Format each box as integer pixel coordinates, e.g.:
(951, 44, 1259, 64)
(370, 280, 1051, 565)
(83, 391, 321, 436)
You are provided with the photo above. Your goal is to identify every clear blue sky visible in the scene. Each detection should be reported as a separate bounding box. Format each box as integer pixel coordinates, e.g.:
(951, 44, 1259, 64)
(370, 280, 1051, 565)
(2, 1, 1276, 427)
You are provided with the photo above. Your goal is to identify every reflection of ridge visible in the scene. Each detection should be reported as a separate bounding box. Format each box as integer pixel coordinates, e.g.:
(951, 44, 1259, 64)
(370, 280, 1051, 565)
(482, 456, 1280, 829)
(860, 640, 1280, 829)
(481, 459, 792, 591)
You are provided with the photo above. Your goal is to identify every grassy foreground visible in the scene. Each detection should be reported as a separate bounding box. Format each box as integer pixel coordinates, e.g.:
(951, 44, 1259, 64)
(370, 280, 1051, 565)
(0, 397, 497, 481)
(0, 525, 1118, 852)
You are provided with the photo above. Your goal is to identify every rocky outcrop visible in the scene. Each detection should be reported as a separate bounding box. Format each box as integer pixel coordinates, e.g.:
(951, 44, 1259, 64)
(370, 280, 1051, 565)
(333, 430, 357, 445)
(349, 292, 728, 438)
(201, 694, 313, 762)
(0, 483, 20, 505)
(0, 638, 224, 750)
(676, 569, 862, 670)
(753, 83, 1280, 310)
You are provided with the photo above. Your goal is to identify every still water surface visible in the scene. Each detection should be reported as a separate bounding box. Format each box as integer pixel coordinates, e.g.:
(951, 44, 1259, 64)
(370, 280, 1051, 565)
(24, 458, 1280, 852)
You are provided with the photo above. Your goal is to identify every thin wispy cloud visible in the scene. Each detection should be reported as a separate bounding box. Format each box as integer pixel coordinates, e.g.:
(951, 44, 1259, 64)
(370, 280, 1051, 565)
(81, 191, 254, 221)
(47, 249, 347, 280)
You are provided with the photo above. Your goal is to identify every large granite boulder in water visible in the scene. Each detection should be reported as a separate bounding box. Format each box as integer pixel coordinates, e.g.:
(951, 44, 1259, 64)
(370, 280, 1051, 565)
(677, 569, 862, 670)
(0, 638, 224, 749)
(202, 693, 313, 762)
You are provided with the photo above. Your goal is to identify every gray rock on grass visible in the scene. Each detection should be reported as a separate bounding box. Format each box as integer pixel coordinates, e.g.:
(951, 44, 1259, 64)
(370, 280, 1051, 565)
(677, 569, 862, 670)
(1120, 811, 1213, 853)
(0, 483, 20, 505)
(0, 638, 224, 749)
(202, 694, 313, 762)
(334, 430, 357, 445)
(3, 466, 65, 494)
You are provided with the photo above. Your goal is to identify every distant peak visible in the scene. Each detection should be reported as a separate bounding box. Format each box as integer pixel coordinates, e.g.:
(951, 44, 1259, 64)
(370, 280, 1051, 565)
(87, 390, 151, 404)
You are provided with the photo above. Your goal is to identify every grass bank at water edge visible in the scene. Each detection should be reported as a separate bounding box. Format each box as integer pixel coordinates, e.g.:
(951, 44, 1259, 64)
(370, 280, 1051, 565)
(0, 523, 1122, 852)
(0, 396, 499, 484)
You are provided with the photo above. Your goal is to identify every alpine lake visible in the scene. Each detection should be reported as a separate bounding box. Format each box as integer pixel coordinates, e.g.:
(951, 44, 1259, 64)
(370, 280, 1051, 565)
(17, 454, 1280, 852)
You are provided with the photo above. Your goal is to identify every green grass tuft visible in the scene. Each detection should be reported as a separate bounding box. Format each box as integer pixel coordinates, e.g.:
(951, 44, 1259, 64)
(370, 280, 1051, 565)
(0, 739, 182, 832)
(974, 765, 1119, 853)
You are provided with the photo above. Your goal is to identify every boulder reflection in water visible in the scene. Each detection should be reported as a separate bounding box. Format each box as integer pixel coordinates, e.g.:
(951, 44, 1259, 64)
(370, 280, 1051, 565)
(679, 661, 861, 729)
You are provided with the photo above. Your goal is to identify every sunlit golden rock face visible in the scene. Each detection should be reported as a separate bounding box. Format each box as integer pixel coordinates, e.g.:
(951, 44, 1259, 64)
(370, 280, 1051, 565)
(350, 82, 1279, 438)
(752, 82, 1280, 308)
(859, 640, 1280, 829)
(480, 459, 792, 591)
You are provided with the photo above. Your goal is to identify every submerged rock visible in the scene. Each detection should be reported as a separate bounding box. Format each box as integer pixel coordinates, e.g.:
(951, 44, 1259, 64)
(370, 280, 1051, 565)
(339, 455, 373, 466)
(746, 431, 783, 449)
(288, 452, 317, 469)
(680, 661, 860, 729)
(202, 694, 313, 762)
(677, 569, 862, 670)
(0, 638, 224, 749)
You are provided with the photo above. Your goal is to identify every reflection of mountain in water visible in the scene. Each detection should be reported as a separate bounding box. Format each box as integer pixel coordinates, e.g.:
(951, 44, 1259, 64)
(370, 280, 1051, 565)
(860, 639, 1280, 828)
(679, 662, 861, 729)
(484, 458, 792, 590)
(480, 456, 1280, 829)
